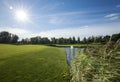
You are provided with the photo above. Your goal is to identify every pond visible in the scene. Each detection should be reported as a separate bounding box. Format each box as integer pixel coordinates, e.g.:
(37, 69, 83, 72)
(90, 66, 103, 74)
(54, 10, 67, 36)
(60, 46, 84, 65)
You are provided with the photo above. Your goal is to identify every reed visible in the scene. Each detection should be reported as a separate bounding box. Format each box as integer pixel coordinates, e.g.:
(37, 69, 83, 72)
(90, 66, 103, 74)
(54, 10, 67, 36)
(70, 39, 120, 82)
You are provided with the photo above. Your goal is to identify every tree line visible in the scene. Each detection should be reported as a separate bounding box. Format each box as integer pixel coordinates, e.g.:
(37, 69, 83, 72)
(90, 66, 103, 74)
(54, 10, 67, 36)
(0, 31, 19, 43)
(0, 31, 120, 44)
(20, 33, 120, 44)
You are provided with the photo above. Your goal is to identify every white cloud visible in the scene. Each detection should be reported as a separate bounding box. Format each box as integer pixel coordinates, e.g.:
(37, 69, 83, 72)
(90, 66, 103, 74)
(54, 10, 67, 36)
(0, 27, 29, 34)
(105, 13, 118, 18)
(105, 13, 119, 20)
(0, 23, 120, 40)
(116, 5, 120, 8)
(0, 27, 31, 39)
(37, 23, 120, 39)
(49, 17, 63, 25)
(48, 11, 82, 17)
(109, 16, 119, 20)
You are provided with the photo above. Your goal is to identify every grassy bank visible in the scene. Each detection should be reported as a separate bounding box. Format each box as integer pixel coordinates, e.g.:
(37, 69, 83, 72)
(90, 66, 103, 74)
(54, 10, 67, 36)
(0, 44, 70, 82)
(70, 40, 120, 82)
(55, 43, 103, 47)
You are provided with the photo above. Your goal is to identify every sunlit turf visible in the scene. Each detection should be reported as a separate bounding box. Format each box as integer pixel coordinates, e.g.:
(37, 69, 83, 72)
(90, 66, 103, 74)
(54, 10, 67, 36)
(0, 44, 70, 82)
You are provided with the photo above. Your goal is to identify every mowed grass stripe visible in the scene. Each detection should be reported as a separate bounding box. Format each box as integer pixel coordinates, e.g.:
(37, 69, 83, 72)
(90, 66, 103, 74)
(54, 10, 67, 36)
(0, 44, 70, 82)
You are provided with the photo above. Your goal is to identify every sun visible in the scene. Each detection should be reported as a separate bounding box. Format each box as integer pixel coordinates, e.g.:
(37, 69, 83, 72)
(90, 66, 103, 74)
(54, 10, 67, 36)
(15, 10, 28, 22)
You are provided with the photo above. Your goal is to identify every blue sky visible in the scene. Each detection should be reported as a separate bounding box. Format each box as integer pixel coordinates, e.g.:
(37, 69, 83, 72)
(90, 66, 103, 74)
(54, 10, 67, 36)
(0, 0, 120, 39)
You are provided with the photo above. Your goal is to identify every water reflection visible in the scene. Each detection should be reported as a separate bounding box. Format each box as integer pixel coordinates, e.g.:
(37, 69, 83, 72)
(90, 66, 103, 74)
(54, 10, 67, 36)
(59, 46, 84, 65)
(64, 47, 79, 65)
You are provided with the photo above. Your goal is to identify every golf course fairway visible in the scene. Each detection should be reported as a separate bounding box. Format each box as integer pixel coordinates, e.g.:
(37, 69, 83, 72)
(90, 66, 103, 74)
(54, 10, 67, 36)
(0, 44, 70, 82)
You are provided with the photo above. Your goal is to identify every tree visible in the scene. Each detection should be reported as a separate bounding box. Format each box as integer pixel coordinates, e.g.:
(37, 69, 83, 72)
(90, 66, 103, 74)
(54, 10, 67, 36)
(0, 31, 19, 43)
(94, 36, 102, 43)
(111, 33, 120, 42)
(72, 36, 76, 44)
(41, 37, 50, 44)
(51, 37, 56, 44)
(11, 34, 19, 43)
(30, 37, 40, 44)
(29, 36, 50, 44)
(82, 37, 87, 44)
(102, 35, 110, 43)
(68, 37, 72, 44)
(0, 31, 11, 43)
(77, 37, 80, 43)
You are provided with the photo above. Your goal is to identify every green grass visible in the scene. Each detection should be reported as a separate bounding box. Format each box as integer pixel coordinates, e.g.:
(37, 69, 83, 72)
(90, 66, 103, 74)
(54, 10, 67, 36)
(0, 44, 70, 82)
(55, 43, 103, 47)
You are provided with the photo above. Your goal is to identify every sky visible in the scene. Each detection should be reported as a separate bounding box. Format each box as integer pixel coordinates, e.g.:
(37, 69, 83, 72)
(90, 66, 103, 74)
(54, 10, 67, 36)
(0, 0, 120, 40)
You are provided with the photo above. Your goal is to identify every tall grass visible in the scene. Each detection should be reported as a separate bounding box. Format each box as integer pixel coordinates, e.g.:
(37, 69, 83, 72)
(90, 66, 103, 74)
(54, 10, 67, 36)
(70, 39, 120, 82)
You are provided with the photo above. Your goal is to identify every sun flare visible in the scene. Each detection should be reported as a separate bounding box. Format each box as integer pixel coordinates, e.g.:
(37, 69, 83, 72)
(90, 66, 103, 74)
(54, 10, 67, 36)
(15, 10, 28, 21)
